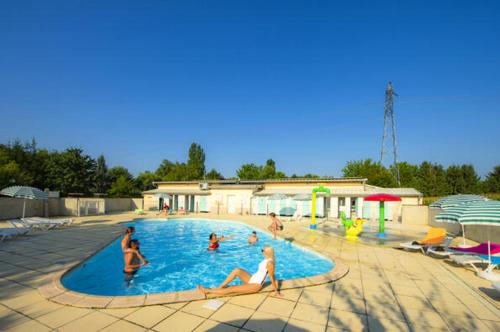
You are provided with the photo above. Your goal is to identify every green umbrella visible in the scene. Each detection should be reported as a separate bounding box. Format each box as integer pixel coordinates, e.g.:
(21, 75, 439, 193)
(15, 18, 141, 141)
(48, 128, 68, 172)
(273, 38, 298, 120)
(430, 194, 487, 209)
(435, 200, 500, 246)
(0, 186, 48, 218)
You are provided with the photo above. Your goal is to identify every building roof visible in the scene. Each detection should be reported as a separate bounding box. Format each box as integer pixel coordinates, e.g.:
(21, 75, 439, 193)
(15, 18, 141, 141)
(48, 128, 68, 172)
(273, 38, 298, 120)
(142, 188, 211, 196)
(253, 186, 422, 197)
(153, 177, 367, 186)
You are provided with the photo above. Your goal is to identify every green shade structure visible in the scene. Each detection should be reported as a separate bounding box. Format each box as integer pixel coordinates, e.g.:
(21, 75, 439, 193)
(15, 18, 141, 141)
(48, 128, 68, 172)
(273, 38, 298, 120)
(430, 194, 487, 209)
(268, 193, 288, 200)
(435, 200, 500, 246)
(0, 186, 48, 218)
(292, 193, 312, 201)
(364, 193, 401, 238)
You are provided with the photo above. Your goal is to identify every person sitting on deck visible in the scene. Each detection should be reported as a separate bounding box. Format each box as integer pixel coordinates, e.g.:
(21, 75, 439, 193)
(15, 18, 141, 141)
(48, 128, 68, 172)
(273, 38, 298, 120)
(198, 245, 282, 297)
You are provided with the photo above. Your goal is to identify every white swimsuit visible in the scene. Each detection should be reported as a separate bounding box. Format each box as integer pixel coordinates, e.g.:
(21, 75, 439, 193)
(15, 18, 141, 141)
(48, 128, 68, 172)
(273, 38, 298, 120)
(249, 258, 273, 284)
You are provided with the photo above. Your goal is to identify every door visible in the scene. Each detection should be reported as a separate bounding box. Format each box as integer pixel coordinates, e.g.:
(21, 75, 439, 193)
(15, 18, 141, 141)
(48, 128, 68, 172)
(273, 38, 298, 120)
(199, 196, 208, 212)
(258, 198, 266, 214)
(227, 195, 237, 214)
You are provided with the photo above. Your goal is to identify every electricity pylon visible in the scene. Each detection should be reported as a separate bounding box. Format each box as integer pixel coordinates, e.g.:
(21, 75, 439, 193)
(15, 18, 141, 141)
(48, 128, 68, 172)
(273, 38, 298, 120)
(380, 82, 400, 186)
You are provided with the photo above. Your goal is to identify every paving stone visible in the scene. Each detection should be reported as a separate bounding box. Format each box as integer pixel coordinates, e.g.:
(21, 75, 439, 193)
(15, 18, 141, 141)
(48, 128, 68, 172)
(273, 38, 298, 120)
(285, 318, 326, 332)
(193, 319, 239, 332)
(100, 319, 147, 332)
(124, 305, 175, 328)
(243, 311, 288, 332)
(37, 306, 92, 328)
(57, 311, 117, 332)
(258, 296, 296, 317)
(298, 288, 332, 307)
(291, 302, 329, 325)
(152, 311, 205, 332)
(3, 318, 52, 332)
(328, 309, 368, 331)
(228, 293, 267, 309)
(209, 303, 254, 327)
(367, 317, 411, 332)
(99, 307, 140, 318)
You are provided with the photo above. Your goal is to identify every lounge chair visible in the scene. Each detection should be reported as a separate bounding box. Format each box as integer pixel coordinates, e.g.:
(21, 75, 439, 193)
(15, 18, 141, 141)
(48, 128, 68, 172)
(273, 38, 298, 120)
(449, 254, 500, 281)
(400, 227, 447, 254)
(428, 242, 500, 258)
(0, 227, 31, 242)
(15, 218, 68, 230)
(24, 217, 72, 226)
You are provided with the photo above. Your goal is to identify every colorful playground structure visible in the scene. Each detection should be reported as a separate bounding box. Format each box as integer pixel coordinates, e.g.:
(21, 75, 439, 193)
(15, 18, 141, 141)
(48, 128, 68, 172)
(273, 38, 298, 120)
(340, 212, 366, 237)
(310, 185, 331, 230)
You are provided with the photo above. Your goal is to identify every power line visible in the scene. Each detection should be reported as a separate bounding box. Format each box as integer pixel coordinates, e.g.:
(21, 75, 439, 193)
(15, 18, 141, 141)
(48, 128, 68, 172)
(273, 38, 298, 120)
(380, 82, 400, 186)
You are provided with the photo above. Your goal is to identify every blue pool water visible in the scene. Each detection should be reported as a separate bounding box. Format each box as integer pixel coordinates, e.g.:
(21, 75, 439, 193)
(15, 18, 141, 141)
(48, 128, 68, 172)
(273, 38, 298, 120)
(62, 219, 334, 296)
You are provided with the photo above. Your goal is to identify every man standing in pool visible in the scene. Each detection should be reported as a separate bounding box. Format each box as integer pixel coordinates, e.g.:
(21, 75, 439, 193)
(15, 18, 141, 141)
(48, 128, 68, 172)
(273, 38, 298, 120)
(268, 213, 284, 239)
(198, 245, 282, 297)
(121, 226, 135, 252)
(123, 239, 149, 275)
(208, 233, 234, 251)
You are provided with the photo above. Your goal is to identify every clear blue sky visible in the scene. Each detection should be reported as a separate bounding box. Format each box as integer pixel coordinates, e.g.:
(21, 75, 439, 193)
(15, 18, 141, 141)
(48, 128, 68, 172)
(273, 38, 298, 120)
(1, 0, 499, 178)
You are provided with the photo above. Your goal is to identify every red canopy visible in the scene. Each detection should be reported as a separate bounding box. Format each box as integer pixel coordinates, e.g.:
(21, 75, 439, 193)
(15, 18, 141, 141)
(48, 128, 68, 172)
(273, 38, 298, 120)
(364, 193, 401, 202)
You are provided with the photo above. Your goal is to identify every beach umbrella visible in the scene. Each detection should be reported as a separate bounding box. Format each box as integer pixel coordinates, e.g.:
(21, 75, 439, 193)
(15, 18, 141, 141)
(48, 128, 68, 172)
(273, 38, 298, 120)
(268, 193, 288, 200)
(436, 200, 500, 246)
(430, 194, 487, 209)
(0, 186, 48, 218)
(364, 193, 401, 238)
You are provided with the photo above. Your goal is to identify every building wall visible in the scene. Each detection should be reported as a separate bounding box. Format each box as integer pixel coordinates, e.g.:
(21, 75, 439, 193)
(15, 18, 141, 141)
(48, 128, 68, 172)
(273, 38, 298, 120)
(0, 197, 45, 219)
(209, 189, 253, 215)
(401, 205, 429, 225)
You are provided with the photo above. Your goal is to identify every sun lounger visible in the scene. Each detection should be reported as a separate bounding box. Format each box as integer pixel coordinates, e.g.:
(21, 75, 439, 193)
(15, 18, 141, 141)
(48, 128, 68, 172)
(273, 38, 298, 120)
(23, 217, 72, 226)
(449, 254, 500, 277)
(400, 227, 447, 254)
(429, 242, 500, 258)
(0, 227, 31, 242)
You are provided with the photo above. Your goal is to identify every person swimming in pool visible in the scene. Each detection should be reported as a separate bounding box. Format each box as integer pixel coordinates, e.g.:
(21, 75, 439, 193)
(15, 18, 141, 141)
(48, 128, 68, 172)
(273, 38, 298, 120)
(121, 226, 135, 252)
(123, 239, 149, 275)
(208, 233, 234, 251)
(268, 213, 284, 239)
(198, 245, 282, 297)
(248, 231, 258, 244)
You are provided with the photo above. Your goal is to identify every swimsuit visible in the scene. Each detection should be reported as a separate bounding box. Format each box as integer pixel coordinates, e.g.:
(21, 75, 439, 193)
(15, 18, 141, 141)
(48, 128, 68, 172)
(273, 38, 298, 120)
(209, 242, 219, 250)
(278, 225, 284, 230)
(249, 258, 273, 284)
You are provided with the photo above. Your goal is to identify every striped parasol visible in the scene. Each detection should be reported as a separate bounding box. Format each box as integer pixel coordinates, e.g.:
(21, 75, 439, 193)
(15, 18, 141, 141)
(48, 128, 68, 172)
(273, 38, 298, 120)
(435, 200, 500, 255)
(430, 194, 487, 209)
(0, 186, 48, 218)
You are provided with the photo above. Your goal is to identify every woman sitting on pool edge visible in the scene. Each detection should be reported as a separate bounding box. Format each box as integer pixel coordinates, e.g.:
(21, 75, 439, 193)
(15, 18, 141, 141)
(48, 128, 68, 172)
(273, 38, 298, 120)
(198, 245, 282, 297)
(208, 233, 234, 251)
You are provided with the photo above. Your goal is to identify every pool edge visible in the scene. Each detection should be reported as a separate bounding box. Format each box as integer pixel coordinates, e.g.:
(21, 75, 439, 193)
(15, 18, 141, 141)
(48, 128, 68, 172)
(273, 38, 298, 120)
(38, 218, 349, 309)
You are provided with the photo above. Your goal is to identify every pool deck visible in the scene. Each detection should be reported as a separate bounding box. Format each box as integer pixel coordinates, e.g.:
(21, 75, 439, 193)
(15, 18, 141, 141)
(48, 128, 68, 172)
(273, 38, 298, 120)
(1, 212, 499, 331)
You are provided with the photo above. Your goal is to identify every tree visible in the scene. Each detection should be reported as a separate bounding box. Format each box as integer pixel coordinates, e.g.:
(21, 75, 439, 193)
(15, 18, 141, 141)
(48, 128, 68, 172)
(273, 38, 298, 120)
(342, 159, 397, 187)
(416, 161, 449, 196)
(136, 171, 159, 191)
(0, 160, 31, 188)
(108, 166, 133, 183)
(156, 159, 175, 179)
(108, 176, 140, 197)
(206, 169, 224, 180)
(392, 162, 419, 188)
(93, 155, 110, 194)
(461, 164, 480, 194)
(187, 143, 206, 179)
(445, 164, 479, 194)
(483, 165, 500, 193)
(45, 148, 97, 195)
(237, 163, 262, 179)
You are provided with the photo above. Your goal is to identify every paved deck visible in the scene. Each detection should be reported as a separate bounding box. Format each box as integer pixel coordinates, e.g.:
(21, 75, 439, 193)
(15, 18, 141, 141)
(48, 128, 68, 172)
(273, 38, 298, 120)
(0, 213, 499, 331)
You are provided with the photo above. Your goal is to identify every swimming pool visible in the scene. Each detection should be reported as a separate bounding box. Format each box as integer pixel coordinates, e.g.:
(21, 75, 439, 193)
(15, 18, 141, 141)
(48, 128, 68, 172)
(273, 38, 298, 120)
(61, 219, 334, 296)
